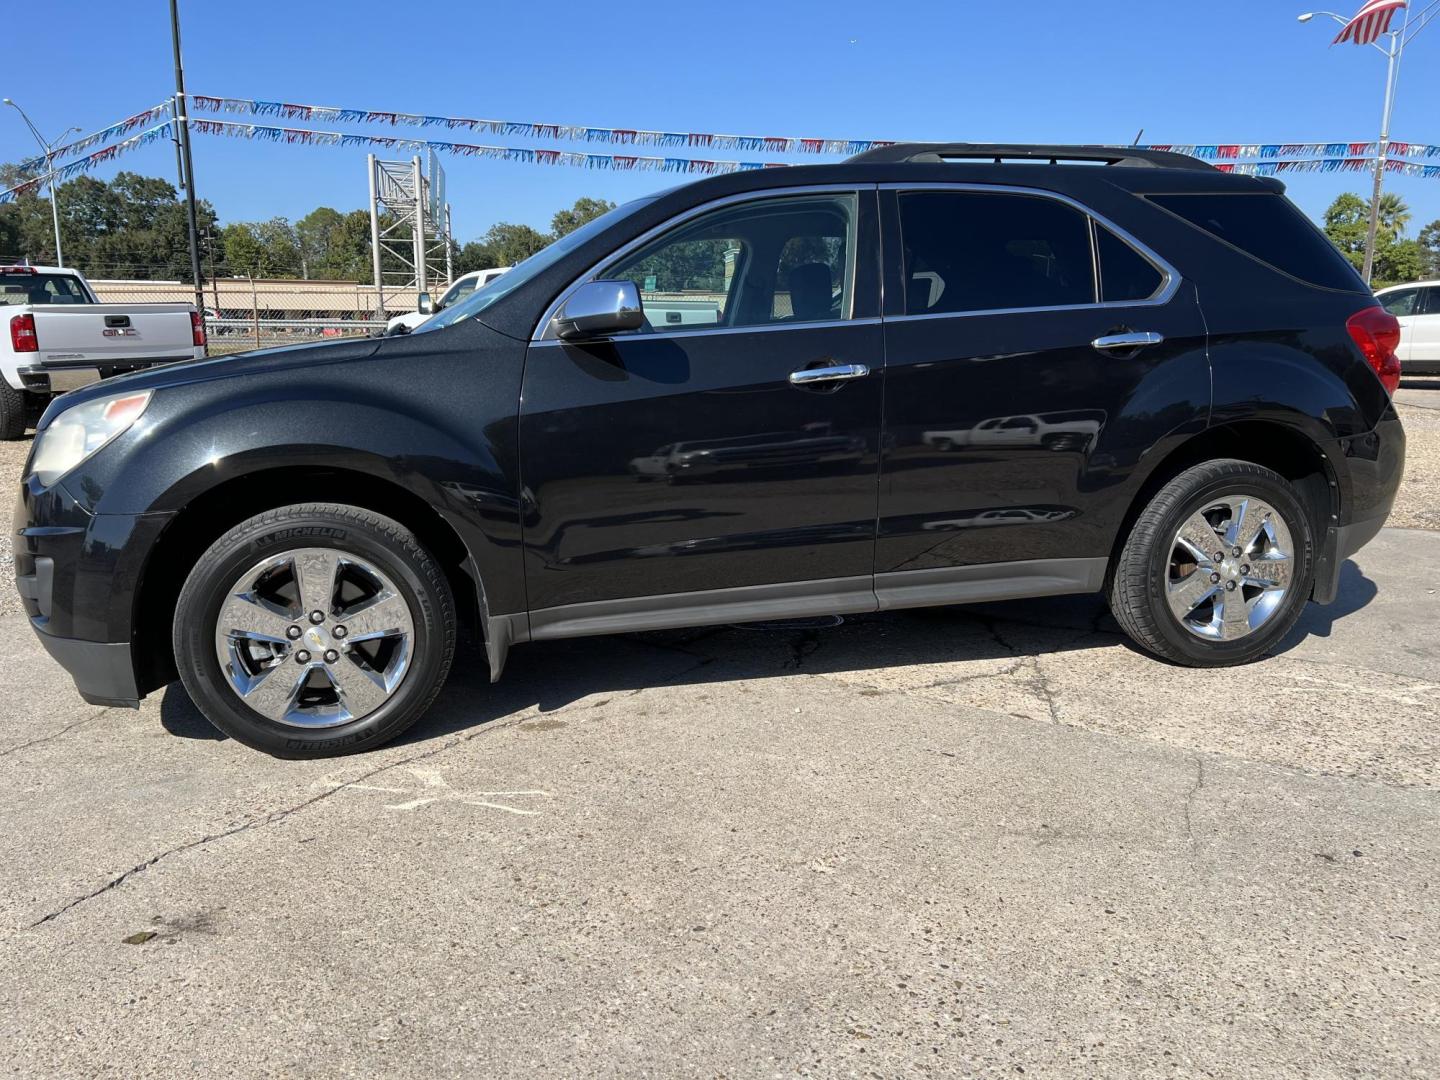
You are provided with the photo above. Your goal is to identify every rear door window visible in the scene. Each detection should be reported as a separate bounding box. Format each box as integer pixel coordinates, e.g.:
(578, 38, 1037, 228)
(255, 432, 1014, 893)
(1381, 289, 1421, 317)
(897, 192, 1095, 315)
(1096, 226, 1165, 302)
(1147, 192, 1364, 292)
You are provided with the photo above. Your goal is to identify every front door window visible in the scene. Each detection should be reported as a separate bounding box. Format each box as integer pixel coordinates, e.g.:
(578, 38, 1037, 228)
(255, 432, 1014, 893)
(601, 194, 858, 332)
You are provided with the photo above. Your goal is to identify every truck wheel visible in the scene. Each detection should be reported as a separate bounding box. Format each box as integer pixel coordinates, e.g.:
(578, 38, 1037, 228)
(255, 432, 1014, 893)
(172, 503, 456, 758)
(0, 381, 26, 440)
(1109, 460, 1314, 667)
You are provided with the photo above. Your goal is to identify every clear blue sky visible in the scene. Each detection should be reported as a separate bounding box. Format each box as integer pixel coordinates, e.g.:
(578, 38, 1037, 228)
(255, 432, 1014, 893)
(5, 0, 1439, 243)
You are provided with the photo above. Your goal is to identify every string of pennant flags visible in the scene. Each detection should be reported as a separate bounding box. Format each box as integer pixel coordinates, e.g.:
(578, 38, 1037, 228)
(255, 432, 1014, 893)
(186, 94, 895, 157)
(14, 102, 173, 174)
(3, 95, 1440, 207)
(1, 121, 176, 203)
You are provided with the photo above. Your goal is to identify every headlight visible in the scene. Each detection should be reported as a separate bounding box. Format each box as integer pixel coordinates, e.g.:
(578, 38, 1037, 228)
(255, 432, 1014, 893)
(28, 390, 152, 487)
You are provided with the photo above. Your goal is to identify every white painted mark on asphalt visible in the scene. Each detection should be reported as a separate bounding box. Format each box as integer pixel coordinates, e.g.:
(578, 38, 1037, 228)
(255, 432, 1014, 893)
(1279, 674, 1439, 708)
(323, 768, 553, 815)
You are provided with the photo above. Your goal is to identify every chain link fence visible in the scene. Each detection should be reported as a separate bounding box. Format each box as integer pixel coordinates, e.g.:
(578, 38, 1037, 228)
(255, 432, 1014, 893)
(87, 275, 432, 354)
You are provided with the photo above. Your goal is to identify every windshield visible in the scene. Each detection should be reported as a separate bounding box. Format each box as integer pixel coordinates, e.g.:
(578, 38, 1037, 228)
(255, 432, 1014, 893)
(418, 197, 658, 334)
(0, 272, 91, 305)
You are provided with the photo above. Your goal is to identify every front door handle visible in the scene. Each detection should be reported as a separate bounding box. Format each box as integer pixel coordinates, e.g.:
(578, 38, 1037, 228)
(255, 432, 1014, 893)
(789, 363, 870, 386)
(1092, 331, 1164, 351)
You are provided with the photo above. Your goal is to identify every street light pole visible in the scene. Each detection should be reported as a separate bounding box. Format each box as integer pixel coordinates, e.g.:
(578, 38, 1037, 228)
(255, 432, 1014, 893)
(1361, 27, 1402, 284)
(2, 99, 80, 267)
(1299, 3, 1438, 285)
(169, 0, 206, 315)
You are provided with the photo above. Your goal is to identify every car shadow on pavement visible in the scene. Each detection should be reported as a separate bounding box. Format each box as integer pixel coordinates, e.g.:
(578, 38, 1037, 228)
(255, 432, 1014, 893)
(396, 594, 1121, 747)
(156, 564, 1379, 748)
(1274, 559, 1377, 648)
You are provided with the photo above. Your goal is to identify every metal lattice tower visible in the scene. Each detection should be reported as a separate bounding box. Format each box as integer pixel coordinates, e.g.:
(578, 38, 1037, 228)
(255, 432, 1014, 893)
(366, 154, 452, 319)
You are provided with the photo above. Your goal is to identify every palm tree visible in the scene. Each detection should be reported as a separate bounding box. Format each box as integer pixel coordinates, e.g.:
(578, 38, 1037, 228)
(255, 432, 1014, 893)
(1372, 192, 1412, 237)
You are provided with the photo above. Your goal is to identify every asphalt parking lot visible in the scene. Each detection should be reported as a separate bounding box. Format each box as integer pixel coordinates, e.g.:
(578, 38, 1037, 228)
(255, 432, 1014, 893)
(2, 383, 1438, 1077)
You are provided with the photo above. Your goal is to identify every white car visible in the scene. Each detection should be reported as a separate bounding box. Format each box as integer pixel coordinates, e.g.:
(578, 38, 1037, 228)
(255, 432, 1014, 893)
(385, 267, 510, 335)
(1376, 280, 1440, 375)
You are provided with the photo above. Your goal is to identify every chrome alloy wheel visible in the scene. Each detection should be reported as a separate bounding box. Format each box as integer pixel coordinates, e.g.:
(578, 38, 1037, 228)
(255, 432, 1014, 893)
(1166, 495, 1295, 642)
(213, 548, 415, 728)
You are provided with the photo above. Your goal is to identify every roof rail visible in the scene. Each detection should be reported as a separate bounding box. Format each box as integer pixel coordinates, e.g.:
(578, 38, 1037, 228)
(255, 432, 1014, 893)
(846, 143, 1216, 171)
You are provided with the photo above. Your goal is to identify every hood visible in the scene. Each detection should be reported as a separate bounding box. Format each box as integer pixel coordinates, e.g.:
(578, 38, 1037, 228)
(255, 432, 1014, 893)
(41, 336, 383, 423)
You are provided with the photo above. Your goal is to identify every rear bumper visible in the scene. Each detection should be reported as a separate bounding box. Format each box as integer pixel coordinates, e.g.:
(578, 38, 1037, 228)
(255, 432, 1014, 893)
(1313, 412, 1405, 604)
(17, 355, 197, 394)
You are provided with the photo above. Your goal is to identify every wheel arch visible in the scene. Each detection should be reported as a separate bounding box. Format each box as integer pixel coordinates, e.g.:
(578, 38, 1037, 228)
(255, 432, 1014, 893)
(1110, 419, 1340, 599)
(132, 465, 493, 696)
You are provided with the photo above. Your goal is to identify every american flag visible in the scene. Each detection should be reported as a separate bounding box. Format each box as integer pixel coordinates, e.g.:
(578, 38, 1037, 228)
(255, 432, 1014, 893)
(1333, 0, 1407, 45)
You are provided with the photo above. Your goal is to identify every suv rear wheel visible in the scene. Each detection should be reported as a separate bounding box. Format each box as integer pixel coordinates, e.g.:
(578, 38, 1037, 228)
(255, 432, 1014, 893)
(173, 503, 455, 757)
(1110, 460, 1314, 666)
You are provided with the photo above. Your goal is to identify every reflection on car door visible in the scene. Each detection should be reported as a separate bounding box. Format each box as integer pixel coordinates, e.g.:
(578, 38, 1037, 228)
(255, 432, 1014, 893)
(519, 188, 885, 629)
(875, 185, 1211, 605)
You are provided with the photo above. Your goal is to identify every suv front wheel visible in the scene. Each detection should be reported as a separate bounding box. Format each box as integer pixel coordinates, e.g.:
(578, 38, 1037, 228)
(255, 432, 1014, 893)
(173, 503, 456, 757)
(1110, 460, 1315, 666)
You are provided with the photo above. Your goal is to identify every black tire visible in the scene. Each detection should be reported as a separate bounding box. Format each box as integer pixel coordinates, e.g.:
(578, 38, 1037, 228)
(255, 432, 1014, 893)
(172, 503, 455, 758)
(1109, 459, 1314, 667)
(0, 380, 27, 440)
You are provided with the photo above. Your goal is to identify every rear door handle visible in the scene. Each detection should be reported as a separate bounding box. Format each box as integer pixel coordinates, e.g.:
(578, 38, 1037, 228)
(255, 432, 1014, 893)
(1092, 331, 1164, 351)
(789, 363, 870, 386)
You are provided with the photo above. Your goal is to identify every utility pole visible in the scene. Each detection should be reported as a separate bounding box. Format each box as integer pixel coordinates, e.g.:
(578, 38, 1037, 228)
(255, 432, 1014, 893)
(169, 0, 205, 314)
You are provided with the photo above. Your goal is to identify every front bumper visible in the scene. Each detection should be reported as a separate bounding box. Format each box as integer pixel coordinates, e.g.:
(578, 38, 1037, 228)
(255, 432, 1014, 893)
(32, 631, 139, 708)
(14, 476, 172, 708)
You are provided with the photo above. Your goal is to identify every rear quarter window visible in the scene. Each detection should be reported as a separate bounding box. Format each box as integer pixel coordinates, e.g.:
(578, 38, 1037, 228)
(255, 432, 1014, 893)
(1146, 192, 1364, 292)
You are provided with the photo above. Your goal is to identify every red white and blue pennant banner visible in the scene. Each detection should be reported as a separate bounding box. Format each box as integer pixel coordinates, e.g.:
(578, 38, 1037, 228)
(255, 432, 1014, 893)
(1, 122, 175, 204)
(1146, 141, 1440, 161)
(187, 117, 789, 174)
(188, 94, 894, 157)
(15, 103, 173, 174)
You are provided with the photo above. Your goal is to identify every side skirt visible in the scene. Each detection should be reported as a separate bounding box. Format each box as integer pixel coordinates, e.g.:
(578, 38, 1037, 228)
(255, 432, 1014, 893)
(488, 557, 1109, 670)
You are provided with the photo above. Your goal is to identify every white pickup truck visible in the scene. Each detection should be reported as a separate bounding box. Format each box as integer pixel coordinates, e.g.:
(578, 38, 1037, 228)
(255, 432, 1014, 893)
(384, 266, 511, 336)
(1, 263, 205, 439)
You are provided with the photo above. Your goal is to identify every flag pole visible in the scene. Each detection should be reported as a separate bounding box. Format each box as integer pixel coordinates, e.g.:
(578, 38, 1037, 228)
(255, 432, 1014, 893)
(1360, 5, 1407, 284)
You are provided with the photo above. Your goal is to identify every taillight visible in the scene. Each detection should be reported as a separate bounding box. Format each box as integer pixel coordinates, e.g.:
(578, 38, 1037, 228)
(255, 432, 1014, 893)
(190, 310, 207, 348)
(1346, 305, 1401, 395)
(9, 313, 37, 353)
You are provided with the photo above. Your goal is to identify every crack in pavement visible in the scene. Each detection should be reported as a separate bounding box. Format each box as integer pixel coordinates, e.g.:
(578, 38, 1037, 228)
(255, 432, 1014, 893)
(0, 707, 111, 759)
(24, 666, 718, 930)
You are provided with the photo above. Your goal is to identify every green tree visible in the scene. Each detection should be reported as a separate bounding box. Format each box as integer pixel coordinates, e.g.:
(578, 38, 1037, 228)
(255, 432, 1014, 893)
(1418, 220, 1440, 278)
(1375, 192, 1411, 237)
(452, 240, 499, 276)
(551, 196, 616, 238)
(479, 221, 549, 266)
(295, 207, 373, 280)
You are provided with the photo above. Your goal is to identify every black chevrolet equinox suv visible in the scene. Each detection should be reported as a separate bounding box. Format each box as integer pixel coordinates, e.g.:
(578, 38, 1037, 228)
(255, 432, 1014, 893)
(14, 143, 1406, 757)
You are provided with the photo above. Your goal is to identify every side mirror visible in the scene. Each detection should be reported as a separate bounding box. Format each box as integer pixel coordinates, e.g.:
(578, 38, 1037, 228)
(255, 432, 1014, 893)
(553, 280, 644, 340)
(417, 292, 434, 315)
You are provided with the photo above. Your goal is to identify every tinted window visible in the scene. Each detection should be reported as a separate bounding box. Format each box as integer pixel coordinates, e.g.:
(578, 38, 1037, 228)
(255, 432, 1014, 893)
(1147, 192, 1363, 292)
(0, 272, 90, 306)
(604, 194, 856, 331)
(419, 197, 655, 333)
(898, 192, 1094, 315)
(1381, 289, 1420, 317)
(1097, 226, 1164, 302)
(1420, 288, 1439, 316)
